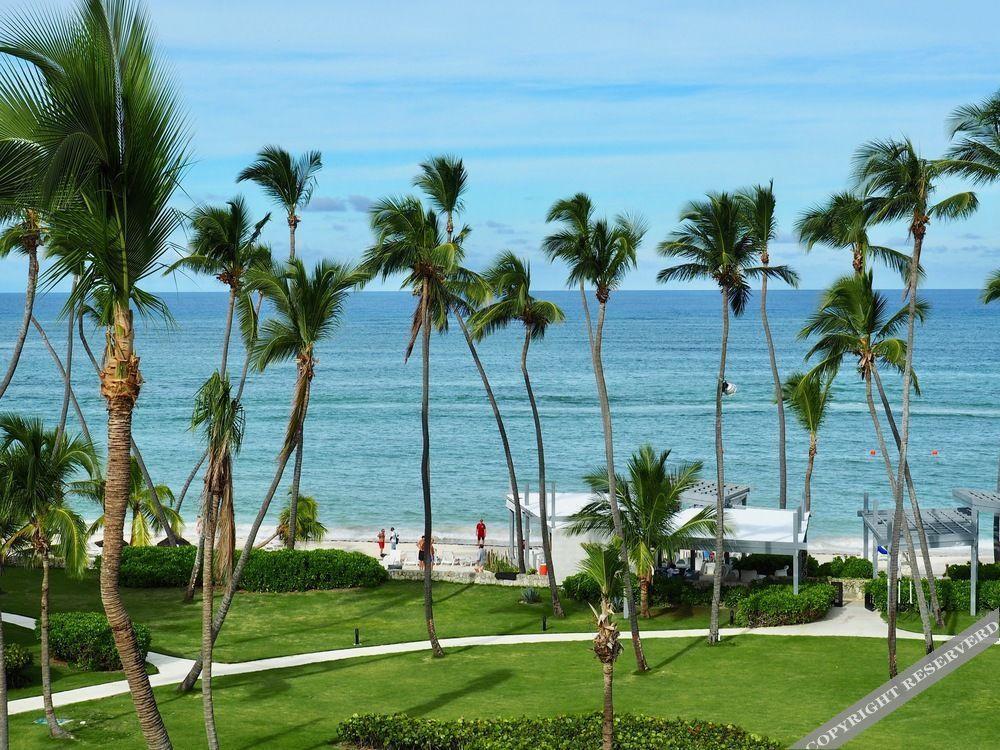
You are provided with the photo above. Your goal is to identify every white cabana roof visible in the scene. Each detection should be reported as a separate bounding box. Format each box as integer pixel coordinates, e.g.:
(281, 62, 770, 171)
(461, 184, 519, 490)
(506, 490, 809, 554)
(953, 487, 1000, 515)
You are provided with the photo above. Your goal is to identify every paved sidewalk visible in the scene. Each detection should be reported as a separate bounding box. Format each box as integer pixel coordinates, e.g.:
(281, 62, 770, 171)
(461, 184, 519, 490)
(0, 600, 975, 717)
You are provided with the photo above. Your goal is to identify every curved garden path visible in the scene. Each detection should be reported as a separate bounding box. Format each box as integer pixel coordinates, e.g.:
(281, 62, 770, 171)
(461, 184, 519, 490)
(1, 601, 972, 717)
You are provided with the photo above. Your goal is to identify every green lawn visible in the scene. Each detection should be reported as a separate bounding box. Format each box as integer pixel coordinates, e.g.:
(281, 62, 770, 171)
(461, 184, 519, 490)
(8, 635, 999, 749)
(3, 624, 156, 701)
(895, 609, 984, 636)
(0, 567, 725, 662)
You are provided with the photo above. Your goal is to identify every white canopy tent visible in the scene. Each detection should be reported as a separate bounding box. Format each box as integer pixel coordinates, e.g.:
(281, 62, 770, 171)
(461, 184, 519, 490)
(505, 486, 810, 591)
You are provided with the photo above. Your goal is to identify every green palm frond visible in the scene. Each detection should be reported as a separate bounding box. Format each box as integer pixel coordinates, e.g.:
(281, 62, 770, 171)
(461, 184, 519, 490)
(578, 541, 626, 600)
(781, 370, 835, 435)
(470, 252, 564, 341)
(982, 269, 1000, 304)
(237, 146, 322, 215)
(413, 155, 467, 219)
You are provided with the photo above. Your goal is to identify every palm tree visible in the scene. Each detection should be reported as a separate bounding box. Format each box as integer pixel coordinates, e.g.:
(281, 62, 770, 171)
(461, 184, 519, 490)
(470, 253, 566, 616)
(854, 139, 978, 675)
(544, 195, 650, 668)
(657, 193, 795, 644)
(253, 493, 326, 548)
(948, 91, 1000, 560)
(365, 194, 477, 655)
(569, 444, 716, 618)
(190, 372, 244, 749)
(0, 415, 92, 739)
(237, 146, 321, 261)
(255, 493, 327, 548)
(169, 197, 271, 374)
(795, 192, 910, 276)
(72, 458, 183, 546)
(739, 183, 800, 510)
(414, 156, 526, 570)
(799, 272, 935, 663)
(577, 542, 625, 750)
(780, 371, 834, 513)
(0, 211, 43, 400)
(177, 257, 363, 692)
(0, 3, 190, 743)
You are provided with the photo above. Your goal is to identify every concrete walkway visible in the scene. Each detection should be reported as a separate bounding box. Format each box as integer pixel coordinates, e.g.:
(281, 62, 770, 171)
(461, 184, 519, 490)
(1, 601, 978, 717)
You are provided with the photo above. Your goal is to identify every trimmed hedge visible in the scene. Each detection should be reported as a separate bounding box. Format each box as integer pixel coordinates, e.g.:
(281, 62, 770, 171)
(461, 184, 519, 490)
(4, 641, 33, 688)
(733, 584, 836, 627)
(238, 548, 387, 592)
(945, 562, 1000, 581)
(817, 555, 873, 579)
(338, 713, 783, 750)
(41, 612, 151, 671)
(112, 546, 387, 592)
(865, 575, 1000, 614)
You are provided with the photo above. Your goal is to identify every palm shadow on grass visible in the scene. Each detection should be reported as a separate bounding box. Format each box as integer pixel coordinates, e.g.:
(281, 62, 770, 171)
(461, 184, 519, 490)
(403, 668, 515, 716)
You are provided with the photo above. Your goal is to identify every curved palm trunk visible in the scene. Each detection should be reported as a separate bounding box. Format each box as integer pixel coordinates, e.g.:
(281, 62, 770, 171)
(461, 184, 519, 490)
(100, 304, 172, 748)
(873, 368, 944, 626)
(0, 244, 38, 401)
(709, 290, 729, 645)
(78, 319, 177, 545)
(865, 374, 934, 657)
(200, 479, 219, 749)
(804, 434, 816, 513)
(454, 310, 525, 571)
(579, 282, 595, 351)
(593, 300, 646, 669)
(759, 269, 787, 508)
(521, 329, 564, 617)
(179, 369, 309, 692)
(286, 430, 304, 549)
(40, 548, 70, 738)
(219, 287, 236, 376)
(176, 453, 207, 515)
(55, 278, 79, 444)
(32, 317, 94, 447)
(419, 301, 445, 656)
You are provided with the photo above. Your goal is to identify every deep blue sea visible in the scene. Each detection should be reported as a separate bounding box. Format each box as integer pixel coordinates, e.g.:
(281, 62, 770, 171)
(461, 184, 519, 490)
(3, 289, 998, 550)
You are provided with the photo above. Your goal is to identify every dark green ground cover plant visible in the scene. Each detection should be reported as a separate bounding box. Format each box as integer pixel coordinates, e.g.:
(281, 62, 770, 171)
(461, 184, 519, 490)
(41, 612, 151, 671)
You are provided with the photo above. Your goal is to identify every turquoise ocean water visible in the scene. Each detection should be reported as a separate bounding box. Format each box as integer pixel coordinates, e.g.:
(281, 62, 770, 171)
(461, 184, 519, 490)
(3, 289, 998, 550)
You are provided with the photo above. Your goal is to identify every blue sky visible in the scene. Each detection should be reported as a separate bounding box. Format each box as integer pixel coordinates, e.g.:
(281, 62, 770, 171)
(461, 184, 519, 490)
(1, 0, 999, 291)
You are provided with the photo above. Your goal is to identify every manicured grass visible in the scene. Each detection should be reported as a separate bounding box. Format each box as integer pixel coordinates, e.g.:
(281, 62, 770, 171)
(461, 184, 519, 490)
(8, 635, 999, 749)
(895, 609, 983, 636)
(3, 624, 156, 701)
(0, 567, 726, 661)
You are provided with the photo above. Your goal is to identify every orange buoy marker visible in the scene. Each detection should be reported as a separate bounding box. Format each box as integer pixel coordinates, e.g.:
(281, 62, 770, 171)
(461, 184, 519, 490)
(869, 449, 877, 456)
(931, 449, 939, 456)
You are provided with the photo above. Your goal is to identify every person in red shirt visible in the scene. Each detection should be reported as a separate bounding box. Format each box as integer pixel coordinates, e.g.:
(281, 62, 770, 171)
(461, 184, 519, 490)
(476, 519, 486, 544)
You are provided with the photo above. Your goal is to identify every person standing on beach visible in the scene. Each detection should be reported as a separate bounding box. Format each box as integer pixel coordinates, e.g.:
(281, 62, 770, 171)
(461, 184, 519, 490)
(377, 529, 386, 558)
(474, 542, 486, 573)
(389, 527, 399, 552)
(476, 519, 486, 544)
(417, 535, 426, 570)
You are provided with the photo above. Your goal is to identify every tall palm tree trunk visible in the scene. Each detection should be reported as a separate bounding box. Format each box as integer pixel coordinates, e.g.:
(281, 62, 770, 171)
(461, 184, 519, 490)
(179, 371, 309, 692)
(601, 661, 614, 750)
(454, 310, 525, 571)
(286, 430, 304, 550)
(288, 216, 297, 260)
(872, 368, 944, 625)
(521, 329, 564, 617)
(200, 482, 219, 749)
(40, 548, 70, 738)
(864, 374, 934, 656)
(759, 268, 787, 508)
(176, 454, 207, 515)
(579, 282, 595, 350)
(419, 300, 445, 656)
(185, 509, 205, 603)
(219, 287, 236, 376)
(0, 607, 7, 750)
(99, 304, 172, 749)
(55, 278, 79, 443)
(804, 434, 816, 513)
(0, 243, 38, 401)
(32, 317, 94, 446)
(593, 300, 646, 669)
(709, 290, 729, 645)
(888, 223, 926, 674)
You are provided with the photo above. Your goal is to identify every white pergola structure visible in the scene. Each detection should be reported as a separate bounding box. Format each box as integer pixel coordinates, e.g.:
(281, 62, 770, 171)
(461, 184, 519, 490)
(679, 480, 750, 508)
(858, 493, 980, 615)
(506, 486, 811, 591)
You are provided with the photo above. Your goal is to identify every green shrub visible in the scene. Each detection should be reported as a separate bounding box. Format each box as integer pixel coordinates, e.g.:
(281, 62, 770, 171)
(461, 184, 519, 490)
(4, 641, 33, 688)
(561, 572, 601, 603)
(867, 575, 1000, 614)
(818, 556, 873, 579)
(112, 545, 387, 592)
(733, 584, 835, 627)
(338, 712, 783, 750)
(731, 554, 820, 577)
(239, 548, 387, 593)
(520, 587, 540, 604)
(651, 575, 713, 606)
(945, 562, 1000, 581)
(115, 545, 197, 588)
(485, 551, 519, 575)
(41, 612, 151, 671)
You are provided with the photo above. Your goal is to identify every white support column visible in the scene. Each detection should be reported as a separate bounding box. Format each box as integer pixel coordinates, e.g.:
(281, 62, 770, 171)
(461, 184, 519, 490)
(793, 551, 800, 595)
(508, 510, 515, 560)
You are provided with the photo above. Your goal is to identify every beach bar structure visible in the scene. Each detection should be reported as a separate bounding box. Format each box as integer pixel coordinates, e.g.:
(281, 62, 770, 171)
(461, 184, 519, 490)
(859, 493, 980, 615)
(507, 484, 810, 591)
